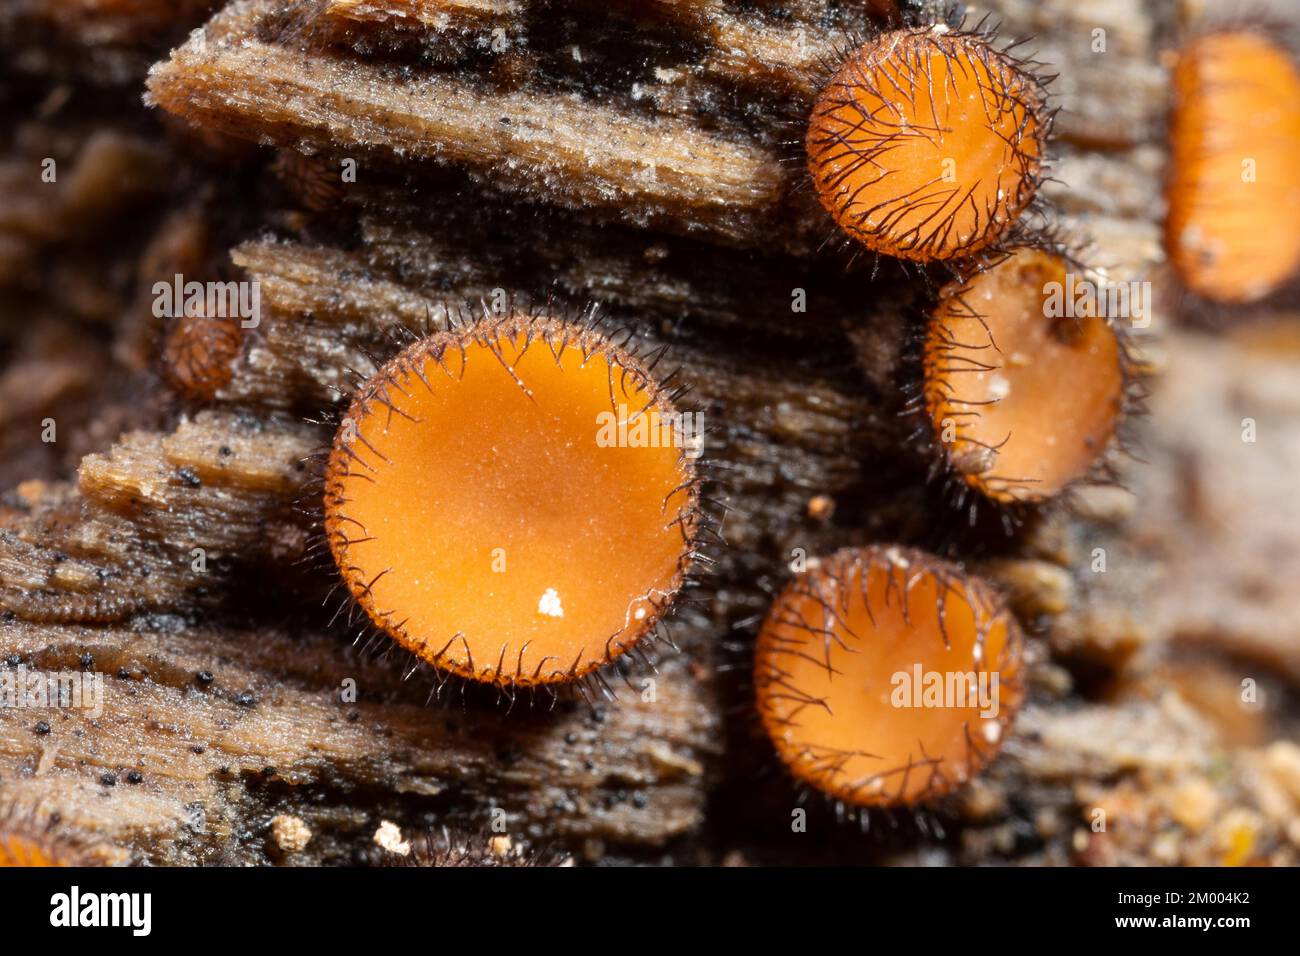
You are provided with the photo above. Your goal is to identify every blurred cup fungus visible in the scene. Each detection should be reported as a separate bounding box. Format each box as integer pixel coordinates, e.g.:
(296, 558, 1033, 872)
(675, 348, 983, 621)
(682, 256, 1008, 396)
(0, 810, 91, 866)
(754, 545, 1024, 807)
(922, 248, 1125, 505)
(806, 24, 1051, 262)
(1165, 30, 1300, 304)
(323, 311, 700, 689)
(161, 311, 245, 401)
(0, 832, 67, 866)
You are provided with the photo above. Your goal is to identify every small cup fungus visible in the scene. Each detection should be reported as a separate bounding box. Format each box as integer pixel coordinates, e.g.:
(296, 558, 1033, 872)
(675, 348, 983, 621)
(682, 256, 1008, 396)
(806, 25, 1050, 261)
(754, 545, 1024, 807)
(323, 312, 700, 688)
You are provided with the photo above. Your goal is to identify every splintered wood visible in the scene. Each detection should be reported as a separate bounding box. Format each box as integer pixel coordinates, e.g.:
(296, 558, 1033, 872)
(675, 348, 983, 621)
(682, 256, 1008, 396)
(141, 0, 1168, 253)
(322, 0, 519, 30)
(0, 414, 312, 624)
(146, 0, 796, 248)
(0, 620, 717, 861)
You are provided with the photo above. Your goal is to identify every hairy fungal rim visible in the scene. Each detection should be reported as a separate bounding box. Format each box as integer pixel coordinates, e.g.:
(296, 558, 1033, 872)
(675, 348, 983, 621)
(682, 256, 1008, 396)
(805, 19, 1055, 264)
(754, 544, 1025, 808)
(319, 304, 707, 695)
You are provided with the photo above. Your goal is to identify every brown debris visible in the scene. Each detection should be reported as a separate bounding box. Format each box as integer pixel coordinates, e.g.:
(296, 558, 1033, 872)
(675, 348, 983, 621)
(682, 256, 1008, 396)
(1, 0, 218, 84)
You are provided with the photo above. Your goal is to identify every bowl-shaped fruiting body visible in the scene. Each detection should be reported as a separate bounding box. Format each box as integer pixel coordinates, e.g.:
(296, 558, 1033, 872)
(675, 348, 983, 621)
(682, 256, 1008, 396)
(323, 313, 699, 688)
(161, 312, 244, 400)
(923, 249, 1125, 504)
(806, 25, 1050, 262)
(754, 545, 1024, 807)
(1166, 31, 1300, 304)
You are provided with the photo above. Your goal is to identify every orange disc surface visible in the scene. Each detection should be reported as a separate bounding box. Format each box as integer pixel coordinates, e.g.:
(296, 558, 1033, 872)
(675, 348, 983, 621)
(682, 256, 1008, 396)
(924, 250, 1125, 503)
(324, 315, 697, 686)
(755, 546, 1024, 807)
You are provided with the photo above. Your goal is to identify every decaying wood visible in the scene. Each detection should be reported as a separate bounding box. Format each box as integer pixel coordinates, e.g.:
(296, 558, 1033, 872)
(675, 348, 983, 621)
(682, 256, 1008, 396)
(2, 0, 1299, 866)
(141, 0, 1169, 254)
(0, 619, 717, 864)
(145, 0, 811, 250)
(321, 0, 520, 33)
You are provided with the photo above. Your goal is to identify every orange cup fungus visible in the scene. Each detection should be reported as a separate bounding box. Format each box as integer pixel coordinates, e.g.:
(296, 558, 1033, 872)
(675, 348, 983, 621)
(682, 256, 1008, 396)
(754, 545, 1024, 807)
(0, 833, 62, 866)
(161, 312, 244, 401)
(1165, 31, 1300, 304)
(0, 821, 82, 866)
(323, 313, 699, 688)
(923, 249, 1125, 504)
(806, 25, 1050, 261)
